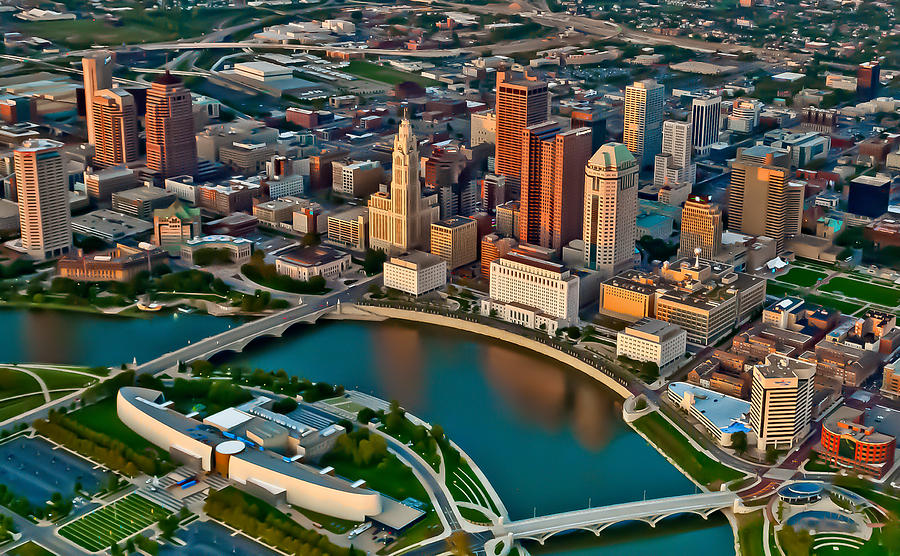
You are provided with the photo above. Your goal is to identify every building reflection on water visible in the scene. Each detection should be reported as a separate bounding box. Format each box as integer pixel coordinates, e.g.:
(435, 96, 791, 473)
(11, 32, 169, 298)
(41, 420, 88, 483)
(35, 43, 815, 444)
(371, 322, 617, 452)
(22, 311, 77, 364)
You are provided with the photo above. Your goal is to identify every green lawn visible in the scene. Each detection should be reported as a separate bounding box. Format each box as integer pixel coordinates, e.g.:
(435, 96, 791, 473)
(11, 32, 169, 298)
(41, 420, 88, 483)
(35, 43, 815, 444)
(802, 293, 867, 315)
(0, 367, 40, 399)
(819, 277, 900, 306)
(290, 504, 360, 534)
(736, 510, 764, 556)
(376, 512, 442, 555)
(632, 412, 743, 488)
(68, 398, 161, 455)
(345, 61, 441, 87)
(764, 281, 797, 298)
(7, 541, 55, 556)
(459, 506, 493, 524)
(776, 267, 828, 287)
(28, 368, 94, 391)
(59, 494, 169, 552)
(0, 394, 45, 422)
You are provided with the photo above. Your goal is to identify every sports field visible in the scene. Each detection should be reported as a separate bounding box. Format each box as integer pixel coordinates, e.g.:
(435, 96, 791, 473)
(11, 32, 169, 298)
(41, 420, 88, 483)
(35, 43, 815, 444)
(59, 494, 170, 552)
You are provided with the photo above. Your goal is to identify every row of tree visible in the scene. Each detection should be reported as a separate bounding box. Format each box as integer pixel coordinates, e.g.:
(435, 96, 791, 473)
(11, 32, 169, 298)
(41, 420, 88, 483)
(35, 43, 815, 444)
(204, 488, 363, 556)
(33, 410, 164, 477)
(187, 362, 345, 403)
(241, 252, 328, 294)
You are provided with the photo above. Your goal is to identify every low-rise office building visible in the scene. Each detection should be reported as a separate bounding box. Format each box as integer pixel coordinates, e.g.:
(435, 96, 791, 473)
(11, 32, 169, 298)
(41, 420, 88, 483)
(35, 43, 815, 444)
(332, 160, 383, 198)
(600, 259, 766, 345)
(668, 382, 751, 446)
(326, 206, 368, 251)
(818, 407, 896, 477)
(180, 235, 254, 265)
(480, 248, 579, 333)
(58, 243, 168, 282)
(153, 201, 202, 250)
(383, 250, 447, 296)
(430, 216, 477, 270)
(111, 186, 176, 220)
(275, 245, 351, 281)
(617, 318, 686, 370)
(84, 166, 138, 202)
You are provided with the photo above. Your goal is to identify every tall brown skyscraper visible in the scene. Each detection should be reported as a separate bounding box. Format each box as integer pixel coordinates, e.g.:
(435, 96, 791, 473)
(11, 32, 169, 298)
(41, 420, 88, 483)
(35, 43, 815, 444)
(82, 52, 113, 145)
(494, 73, 548, 198)
(15, 139, 72, 259)
(679, 195, 722, 259)
(727, 145, 802, 253)
(146, 72, 197, 179)
(91, 89, 138, 168)
(519, 122, 592, 250)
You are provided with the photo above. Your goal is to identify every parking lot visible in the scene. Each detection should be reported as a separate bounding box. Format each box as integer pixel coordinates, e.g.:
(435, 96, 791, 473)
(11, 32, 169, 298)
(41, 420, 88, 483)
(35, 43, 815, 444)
(0, 436, 110, 505)
(159, 520, 280, 556)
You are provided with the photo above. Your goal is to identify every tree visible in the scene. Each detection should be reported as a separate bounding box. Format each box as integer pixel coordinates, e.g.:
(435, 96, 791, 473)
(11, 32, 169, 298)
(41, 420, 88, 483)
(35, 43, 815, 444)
(765, 446, 779, 464)
(272, 397, 298, 414)
(446, 531, 472, 555)
(358, 407, 376, 424)
(731, 431, 748, 455)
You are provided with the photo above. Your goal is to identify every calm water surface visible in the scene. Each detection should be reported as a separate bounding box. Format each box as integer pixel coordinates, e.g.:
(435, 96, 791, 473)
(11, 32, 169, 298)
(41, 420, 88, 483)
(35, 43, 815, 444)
(0, 309, 736, 554)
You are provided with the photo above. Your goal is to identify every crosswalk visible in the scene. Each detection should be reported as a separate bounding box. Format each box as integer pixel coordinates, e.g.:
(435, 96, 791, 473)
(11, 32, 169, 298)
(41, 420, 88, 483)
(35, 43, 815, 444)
(134, 487, 183, 513)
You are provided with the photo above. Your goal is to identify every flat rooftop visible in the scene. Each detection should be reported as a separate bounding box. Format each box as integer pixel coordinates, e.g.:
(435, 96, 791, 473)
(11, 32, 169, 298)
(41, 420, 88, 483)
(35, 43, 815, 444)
(278, 244, 348, 267)
(668, 382, 751, 434)
(113, 186, 174, 202)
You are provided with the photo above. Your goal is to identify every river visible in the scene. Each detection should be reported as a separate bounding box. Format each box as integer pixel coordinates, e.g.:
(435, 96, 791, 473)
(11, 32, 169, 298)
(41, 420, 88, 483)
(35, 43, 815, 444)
(0, 309, 737, 554)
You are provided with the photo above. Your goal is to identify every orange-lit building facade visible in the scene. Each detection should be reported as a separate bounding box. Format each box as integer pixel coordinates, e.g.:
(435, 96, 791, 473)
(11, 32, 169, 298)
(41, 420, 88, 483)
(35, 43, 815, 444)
(819, 408, 895, 477)
(91, 89, 138, 168)
(145, 72, 197, 179)
(494, 75, 548, 198)
(519, 122, 592, 250)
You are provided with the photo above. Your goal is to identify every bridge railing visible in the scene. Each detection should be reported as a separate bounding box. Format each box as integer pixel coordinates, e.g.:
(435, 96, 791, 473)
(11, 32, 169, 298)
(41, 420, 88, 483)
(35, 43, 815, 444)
(357, 299, 633, 389)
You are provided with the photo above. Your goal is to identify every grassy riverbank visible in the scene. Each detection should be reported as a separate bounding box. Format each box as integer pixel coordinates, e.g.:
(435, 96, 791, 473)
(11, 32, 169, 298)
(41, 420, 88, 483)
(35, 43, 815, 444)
(632, 412, 743, 489)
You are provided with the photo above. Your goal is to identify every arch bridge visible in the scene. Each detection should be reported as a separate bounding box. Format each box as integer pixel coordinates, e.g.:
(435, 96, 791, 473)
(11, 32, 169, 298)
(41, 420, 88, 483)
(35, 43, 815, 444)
(502, 491, 738, 545)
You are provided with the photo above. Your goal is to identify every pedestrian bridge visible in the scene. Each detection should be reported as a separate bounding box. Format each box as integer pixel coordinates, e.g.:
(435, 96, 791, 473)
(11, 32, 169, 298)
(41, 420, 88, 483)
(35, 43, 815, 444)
(500, 491, 738, 545)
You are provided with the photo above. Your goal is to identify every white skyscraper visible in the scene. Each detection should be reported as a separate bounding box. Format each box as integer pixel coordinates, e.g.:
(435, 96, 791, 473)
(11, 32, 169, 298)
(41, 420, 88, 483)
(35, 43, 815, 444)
(728, 99, 763, 133)
(624, 80, 664, 169)
(15, 139, 72, 259)
(749, 354, 816, 451)
(690, 95, 721, 155)
(583, 143, 639, 277)
(654, 120, 696, 188)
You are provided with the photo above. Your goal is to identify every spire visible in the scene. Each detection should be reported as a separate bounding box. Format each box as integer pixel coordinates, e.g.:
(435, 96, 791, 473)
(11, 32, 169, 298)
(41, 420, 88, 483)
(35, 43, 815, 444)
(394, 109, 416, 156)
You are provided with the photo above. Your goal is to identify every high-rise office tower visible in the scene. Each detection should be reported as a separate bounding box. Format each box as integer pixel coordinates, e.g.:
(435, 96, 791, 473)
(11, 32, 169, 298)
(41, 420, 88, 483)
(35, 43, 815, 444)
(91, 89, 138, 168)
(570, 108, 606, 152)
(727, 99, 763, 133)
(519, 122, 592, 250)
(654, 120, 696, 188)
(583, 143, 639, 276)
(145, 72, 197, 179)
(82, 52, 113, 146)
(15, 139, 72, 259)
(623, 80, 664, 169)
(749, 354, 815, 450)
(494, 73, 549, 198)
(727, 145, 803, 253)
(690, 94, 721, 155)
(857, 61, 880, 101)
(368, 115, 440, 253)
(678, 195, 722, 259)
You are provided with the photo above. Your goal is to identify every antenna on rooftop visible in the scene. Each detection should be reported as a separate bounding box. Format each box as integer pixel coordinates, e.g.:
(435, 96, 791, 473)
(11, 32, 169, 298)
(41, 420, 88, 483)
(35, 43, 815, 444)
(694, 247, 702, 269)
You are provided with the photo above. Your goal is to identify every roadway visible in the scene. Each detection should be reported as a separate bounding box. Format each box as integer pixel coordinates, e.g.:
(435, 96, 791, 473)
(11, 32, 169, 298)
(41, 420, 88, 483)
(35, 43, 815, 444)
(136, 276, 379, 375)
(502, 490, 738, 540)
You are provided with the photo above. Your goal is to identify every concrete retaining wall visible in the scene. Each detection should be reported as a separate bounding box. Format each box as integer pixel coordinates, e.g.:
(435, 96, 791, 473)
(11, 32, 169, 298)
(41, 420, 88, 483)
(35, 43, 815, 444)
(352, 305, 633, 399)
